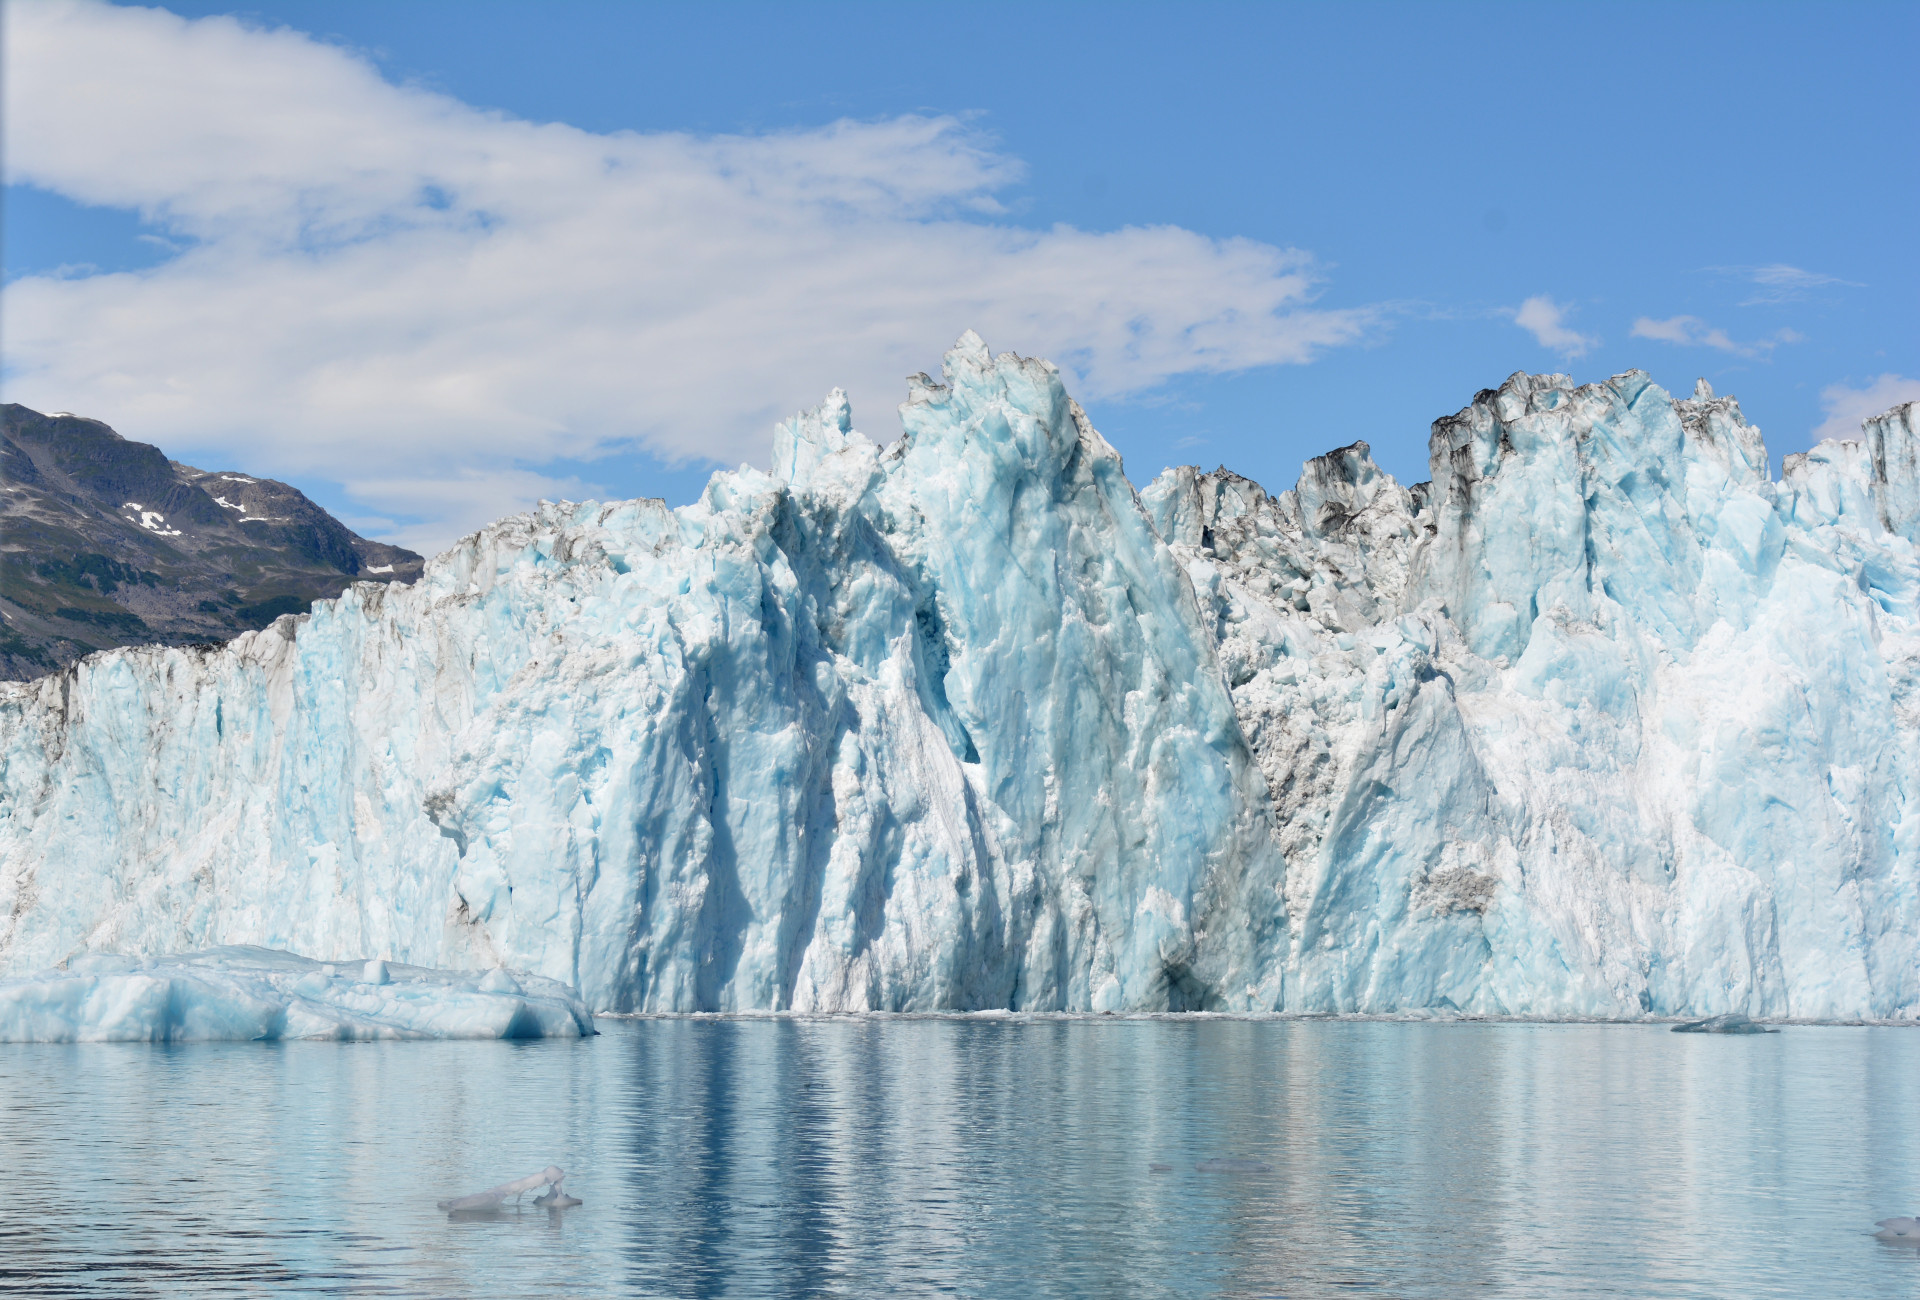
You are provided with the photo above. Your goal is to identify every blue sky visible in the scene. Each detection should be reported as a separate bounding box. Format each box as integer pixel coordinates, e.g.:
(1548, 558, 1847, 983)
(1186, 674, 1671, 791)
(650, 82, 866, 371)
(5, 0, 1915, 552)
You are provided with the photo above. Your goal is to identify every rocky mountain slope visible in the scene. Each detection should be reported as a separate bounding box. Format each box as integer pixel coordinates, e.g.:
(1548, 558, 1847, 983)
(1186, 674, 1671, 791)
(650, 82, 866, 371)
(0, 341, 1914, 1018)
(0, 405, 422, 679)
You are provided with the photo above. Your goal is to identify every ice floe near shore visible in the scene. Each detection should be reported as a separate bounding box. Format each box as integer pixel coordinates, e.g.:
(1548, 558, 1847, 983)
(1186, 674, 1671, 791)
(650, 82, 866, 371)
(0, 946, 594, 1041)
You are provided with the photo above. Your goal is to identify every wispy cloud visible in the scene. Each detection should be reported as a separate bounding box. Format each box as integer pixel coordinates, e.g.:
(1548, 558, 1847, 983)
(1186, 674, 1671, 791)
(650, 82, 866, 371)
(0, 0, 1376, 552)
(338, 467, 603, 558)
(1811, 374, 1920, 443)
(1630, 315, 1803, 359)
(1513, 296, 1595, 358)
(1707, 263, 1863, 306)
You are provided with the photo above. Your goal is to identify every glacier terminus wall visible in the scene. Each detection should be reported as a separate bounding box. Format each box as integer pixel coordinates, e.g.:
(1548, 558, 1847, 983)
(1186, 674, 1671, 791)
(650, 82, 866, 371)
(2, 335, 1915, 1018)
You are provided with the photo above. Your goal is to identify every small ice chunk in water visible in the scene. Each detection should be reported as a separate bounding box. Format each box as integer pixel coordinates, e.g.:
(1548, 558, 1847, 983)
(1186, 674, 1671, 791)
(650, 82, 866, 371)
(1876, 1217, 1920, 1242)
(1672, 1013, 1775, 1034)
(438, 1166, 570, 1212)
(1148, 1163, 1173, 1173)
(1196, 1158, 1273, 1173)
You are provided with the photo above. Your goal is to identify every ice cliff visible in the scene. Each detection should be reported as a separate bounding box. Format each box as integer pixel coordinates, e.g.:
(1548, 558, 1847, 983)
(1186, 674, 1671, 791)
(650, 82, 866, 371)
(1, 336, 1915, 1018)
(1145, 378, 1918, 1018)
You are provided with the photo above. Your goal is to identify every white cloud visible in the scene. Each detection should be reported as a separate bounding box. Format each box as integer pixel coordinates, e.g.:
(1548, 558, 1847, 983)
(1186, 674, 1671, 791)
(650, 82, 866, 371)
(337, 467, 605, 560)
(1630, 315, 1802, 359)
(1512, 296, 1594, 358)
(1731, 263, 1862, 306)
(0, 1, 1374, 553)
(1812, 374, 1920, 444)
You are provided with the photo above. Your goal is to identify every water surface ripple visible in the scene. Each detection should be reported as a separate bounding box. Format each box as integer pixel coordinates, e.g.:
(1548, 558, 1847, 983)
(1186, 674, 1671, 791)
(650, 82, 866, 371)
(0, 1019, 1914, 1297)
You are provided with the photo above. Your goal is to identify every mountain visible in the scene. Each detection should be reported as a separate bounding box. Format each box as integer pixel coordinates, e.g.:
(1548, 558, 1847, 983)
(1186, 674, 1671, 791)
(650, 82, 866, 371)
(0, 337, 1914, 1018)
(0, 404, 422, 679)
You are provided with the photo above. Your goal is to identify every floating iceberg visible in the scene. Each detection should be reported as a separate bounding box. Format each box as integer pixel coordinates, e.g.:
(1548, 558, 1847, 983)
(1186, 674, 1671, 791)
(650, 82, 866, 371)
(1876, 1217, 1920, 1243)
(0, 947, 594, 1041)
(1671, 1013, 1774, 1034)
(438, 1166, 573, 1213)
(0, 337, 1914, 1018)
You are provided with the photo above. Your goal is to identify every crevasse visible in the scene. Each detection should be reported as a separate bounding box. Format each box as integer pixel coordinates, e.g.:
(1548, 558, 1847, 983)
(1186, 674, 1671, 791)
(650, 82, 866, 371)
(2, 337, 1915, 1018)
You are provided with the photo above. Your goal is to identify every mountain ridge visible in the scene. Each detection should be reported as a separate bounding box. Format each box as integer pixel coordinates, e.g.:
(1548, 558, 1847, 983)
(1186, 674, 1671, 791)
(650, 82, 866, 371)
(0, 404, 423, 679)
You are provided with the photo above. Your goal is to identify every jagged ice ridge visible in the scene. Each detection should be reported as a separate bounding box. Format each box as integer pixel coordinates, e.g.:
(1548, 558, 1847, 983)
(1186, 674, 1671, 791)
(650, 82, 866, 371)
(1, 334, 1915, 1018)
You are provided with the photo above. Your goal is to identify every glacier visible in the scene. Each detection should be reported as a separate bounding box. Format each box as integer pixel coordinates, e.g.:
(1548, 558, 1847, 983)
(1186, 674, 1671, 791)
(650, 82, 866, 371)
(0, 334, 1914, 1018)
(0, 947, 594, 1041)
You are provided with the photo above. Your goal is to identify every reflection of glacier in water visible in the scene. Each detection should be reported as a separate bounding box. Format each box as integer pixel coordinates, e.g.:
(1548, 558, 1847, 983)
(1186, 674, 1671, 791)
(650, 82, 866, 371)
(0, 1018, 1915, 1298)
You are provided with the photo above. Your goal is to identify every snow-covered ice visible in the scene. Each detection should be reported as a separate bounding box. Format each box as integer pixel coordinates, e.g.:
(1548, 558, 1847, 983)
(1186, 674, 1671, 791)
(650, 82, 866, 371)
(1, 341, 1915, 1018)
(0, 947, 594, 1041)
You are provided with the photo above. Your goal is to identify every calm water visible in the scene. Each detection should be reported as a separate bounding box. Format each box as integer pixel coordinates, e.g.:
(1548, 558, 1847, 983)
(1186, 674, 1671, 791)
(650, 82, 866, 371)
(0, 1018, 1915, 1298)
